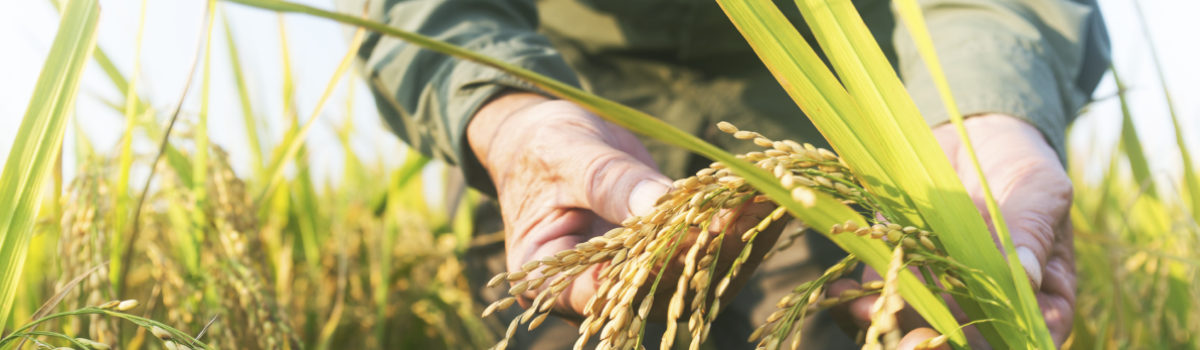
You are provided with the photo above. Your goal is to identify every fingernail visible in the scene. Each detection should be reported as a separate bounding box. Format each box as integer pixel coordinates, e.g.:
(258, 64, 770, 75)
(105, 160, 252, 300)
(1017, 246, 1042, 290)
(629, 180, 671, 217)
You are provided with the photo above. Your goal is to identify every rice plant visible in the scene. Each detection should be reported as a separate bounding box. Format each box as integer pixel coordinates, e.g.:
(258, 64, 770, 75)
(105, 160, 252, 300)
(1, 0, 1196, 349)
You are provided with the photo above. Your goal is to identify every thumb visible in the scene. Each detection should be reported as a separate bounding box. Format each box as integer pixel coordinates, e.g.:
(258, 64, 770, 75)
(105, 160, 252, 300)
(898, 328, 950, 350)
(996, 162, 1071, 291)
(565, 141, 672, 225)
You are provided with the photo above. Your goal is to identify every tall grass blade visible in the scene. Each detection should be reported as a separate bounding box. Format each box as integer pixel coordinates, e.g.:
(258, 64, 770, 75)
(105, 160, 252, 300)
(73, 114, 94, 165)
(291, 147, 322, 273)
(370, 153, 430, 216)
(194, 0, 218, 228)
(1110, 68, 1155, 199)
(1131, 0, 1199, 218)
(111, 0, 148, 292)
(717, 0, 983, 343)
(0, 0, 99, 332)
(279, 14, 297, 126)
(256, 23, 366, 204)
(48, 0, 145, 116)
(224, 12, 267, 182)
(892, 0, 1053, 346)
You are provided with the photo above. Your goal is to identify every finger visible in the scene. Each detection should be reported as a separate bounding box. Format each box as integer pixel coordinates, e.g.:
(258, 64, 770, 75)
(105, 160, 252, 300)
(898, 328, 950, 350)
(844, 269, 884, 331)
(558, 133, 672, 224)
(936, 115, 1071, 290)
(1040, 219, 1076, 345)
(991, 151, 1070, 291)
(829, 278, 867, 336)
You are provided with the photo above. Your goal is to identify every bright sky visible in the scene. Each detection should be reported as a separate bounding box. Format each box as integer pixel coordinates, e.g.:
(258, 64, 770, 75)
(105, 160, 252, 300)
(1, 0, 1197, 198)
(0, 0, 417, 199)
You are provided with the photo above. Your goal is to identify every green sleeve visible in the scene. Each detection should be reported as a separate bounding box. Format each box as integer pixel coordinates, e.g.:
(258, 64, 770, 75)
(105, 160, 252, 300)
(338, 0, 580, 195)
(894, 0, 1110, 162)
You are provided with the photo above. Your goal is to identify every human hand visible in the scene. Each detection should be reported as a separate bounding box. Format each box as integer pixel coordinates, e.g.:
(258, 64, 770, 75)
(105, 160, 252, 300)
(468, 92, 786, 322)
(828, 114, 1075, 349)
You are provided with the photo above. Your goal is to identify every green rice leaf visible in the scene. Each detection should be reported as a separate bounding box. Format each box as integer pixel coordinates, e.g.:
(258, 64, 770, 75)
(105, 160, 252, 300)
(1131, 0, 1198, 219)
(0, 0, 99, 332)
(717, 0, 975, 344)
(256, 21, 366, 205)
(224, 11, 267, 182)
(111, 0, 148, 293)
(291, 146, 322, 272)
(194, 0, 218, 227)
(892, 0, 1053, 346)
(1111, 68, 1155, 199)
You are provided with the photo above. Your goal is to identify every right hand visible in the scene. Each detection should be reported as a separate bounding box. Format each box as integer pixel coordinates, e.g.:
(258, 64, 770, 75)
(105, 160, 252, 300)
(467, 92, 785, 321)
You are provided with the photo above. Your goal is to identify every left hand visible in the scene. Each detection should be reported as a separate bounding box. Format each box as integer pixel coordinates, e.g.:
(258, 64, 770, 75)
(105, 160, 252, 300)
(829, 114, 1076, 349)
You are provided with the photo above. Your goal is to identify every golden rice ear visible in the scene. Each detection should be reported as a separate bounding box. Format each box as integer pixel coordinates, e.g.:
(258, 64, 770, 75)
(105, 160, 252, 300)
(470, 124, 986, 350)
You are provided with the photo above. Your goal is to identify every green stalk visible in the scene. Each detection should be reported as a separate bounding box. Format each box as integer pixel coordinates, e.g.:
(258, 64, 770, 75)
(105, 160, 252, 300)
(1130, 0, 1199, 219)
(0, 0, 99, 332)
(191, 0, 218, 249)
(111, 0, 148, 293)
(892, 0, 1052, 346)
(256, 21, 367, 206)
(1111, 67, 1155, 199)
(223, 12, 267, 182)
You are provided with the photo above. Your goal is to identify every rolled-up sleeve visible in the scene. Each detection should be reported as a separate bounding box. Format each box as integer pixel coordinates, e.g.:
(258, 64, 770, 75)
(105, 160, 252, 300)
(894, 0, 1110, 162)
(339, 0, 580, 195)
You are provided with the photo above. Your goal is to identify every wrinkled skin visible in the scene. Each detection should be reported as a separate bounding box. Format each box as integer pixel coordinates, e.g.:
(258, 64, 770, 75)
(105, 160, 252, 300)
(467, 93, 784, 322)
(468, 92, 1074, 346)
(828, 114, 1075, 349)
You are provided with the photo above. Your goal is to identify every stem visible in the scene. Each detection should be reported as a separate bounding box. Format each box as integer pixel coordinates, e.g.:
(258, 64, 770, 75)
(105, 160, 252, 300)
(20, 331, 92, 349)
(0, 309, 215, 350)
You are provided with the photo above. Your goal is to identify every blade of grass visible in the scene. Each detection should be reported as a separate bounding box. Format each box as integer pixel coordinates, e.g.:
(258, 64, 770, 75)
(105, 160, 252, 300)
(370, 153, 430, 216)
(1130, 0, 1198, 219)
(291, 147, 322, 275)
(0, 0, 99, 332)
(280, 14, 297, 127)
(72, 114, 94, 164)
(1111, 67, 1156, 199)
(193, 0, 218, 235)
(781, 0, 1022, 345)
(13, 263, 106, 349)
(892, 0, 1052, 346)
(111, 0, 148, 293)
(255, 22, 367, 205)
(333, 75, 368, 195)
(222, 1, 960, 345)
(223, 11, 267, 182)
(47, 0, 148, 116)
(119, 0, 214, 293)
(716, 0, 980, 344)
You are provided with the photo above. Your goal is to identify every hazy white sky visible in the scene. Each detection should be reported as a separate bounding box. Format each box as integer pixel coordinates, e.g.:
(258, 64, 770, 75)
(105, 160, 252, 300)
(1, 0, 1198, 198)
(0, 0, 412, 195)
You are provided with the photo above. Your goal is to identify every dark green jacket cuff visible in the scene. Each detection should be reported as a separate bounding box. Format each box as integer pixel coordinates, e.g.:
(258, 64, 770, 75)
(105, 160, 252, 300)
(346, 0, 580, 197)
(895, 0, 1110, 163)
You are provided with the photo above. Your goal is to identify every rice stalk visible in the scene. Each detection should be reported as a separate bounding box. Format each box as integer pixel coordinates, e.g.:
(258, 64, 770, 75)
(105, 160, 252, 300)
(480, 123, 964, 350)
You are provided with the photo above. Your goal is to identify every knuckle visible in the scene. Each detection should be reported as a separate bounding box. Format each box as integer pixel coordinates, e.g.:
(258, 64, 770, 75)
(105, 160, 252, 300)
(583, 153, 629, 210)
(1012, 213, 1057, 247)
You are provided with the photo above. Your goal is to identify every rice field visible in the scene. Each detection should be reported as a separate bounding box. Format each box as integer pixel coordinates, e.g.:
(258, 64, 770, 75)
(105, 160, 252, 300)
(1, 0, 1196, 349)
